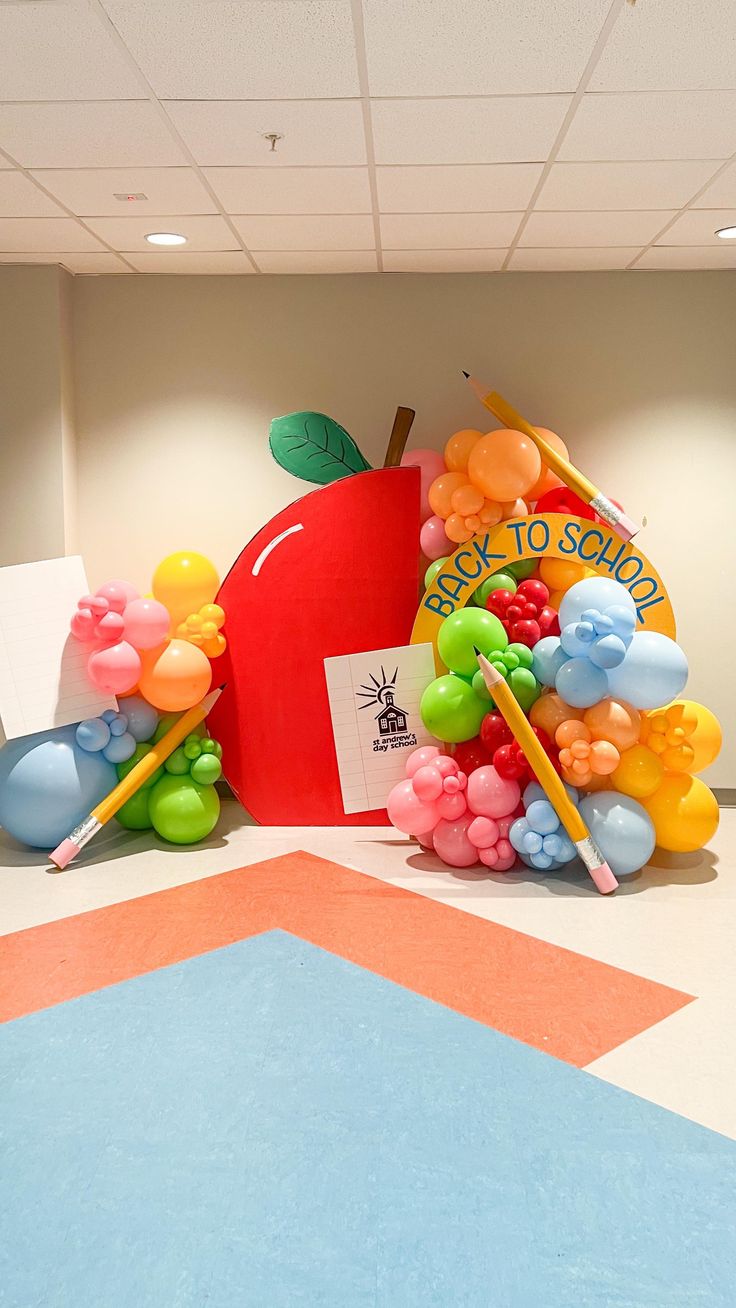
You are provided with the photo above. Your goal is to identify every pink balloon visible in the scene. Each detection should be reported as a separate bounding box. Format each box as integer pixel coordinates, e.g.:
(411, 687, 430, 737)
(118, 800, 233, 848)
(95, 611, 125, 644)
(467, 766, 521, 819)
(401, 448, 447, 523)
(420, 515, 452, 561)
(96, 579, 139, 614)
(479, 840, 516, 872)
(87, 640, 141, 696)
(432, 814, 479, 868)
(123, 598, 171, 650)
(406, 745, 443, 778)
(436, 790, 468, 821)
(387, 779, 440, 836)
(417, 829, 435, 851)
(412, 765, 443, 802)
(467, 815, 499, 849)
(70, 608, 96, 641)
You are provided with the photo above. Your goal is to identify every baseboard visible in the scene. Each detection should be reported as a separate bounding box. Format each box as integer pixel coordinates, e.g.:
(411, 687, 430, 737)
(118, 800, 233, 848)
(715, 788, 735, 807)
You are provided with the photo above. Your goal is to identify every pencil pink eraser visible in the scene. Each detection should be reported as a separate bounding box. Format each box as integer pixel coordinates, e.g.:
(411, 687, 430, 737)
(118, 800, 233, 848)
(589, 861, 618, 894)
(49, 838, 79, 870)
(613, 512, 640, 542)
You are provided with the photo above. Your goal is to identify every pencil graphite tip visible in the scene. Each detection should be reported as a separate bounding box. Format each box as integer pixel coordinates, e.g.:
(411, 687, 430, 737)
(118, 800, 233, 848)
(462, 370, 470, 378)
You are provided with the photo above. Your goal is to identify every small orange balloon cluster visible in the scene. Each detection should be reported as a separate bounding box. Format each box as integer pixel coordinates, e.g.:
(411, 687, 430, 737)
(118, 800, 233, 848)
(429, 425, 570, 545)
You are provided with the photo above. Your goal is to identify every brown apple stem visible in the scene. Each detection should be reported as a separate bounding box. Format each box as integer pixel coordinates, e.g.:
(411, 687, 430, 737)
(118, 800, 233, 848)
(383, 406, 416, 468)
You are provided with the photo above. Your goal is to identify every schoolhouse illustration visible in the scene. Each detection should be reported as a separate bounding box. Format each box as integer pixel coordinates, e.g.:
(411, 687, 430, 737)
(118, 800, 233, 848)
(375, 689, 408, 736)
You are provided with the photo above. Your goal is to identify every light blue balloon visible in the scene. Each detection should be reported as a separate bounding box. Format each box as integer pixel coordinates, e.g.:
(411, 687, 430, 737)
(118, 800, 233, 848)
(526, 799, 559, 836)
(75, 717, 111, 753)
(523, 779, 579, 809)
(579, 791, 656, 876)
(555, 656, 609, 708)
(0, 726, 116, 848)
(531, 636, 567, 687)
(102, 731, 137, 764)
(588, 633, 627, 669)
(606, 631, 688, 709)
(559, 577, 635, 630)
(108, 713, 127, 737)
(606, 605, 636, 640)
(560, 622, 595, 658)
(121, 694, 159, 743)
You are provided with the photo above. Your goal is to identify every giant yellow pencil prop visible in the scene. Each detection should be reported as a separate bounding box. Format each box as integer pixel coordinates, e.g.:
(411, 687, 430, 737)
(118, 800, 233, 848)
(463, 373, 639, 542)
(49, 687, 223, 869)
(474, 650, 618, 894)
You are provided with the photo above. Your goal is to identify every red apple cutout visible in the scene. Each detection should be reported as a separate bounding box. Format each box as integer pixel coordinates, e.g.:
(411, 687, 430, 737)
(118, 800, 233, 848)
(207, 467, 421, 825)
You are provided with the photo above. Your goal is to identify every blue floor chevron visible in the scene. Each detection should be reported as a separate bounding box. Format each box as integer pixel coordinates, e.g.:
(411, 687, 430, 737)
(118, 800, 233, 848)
(1, 929, 734, 1306)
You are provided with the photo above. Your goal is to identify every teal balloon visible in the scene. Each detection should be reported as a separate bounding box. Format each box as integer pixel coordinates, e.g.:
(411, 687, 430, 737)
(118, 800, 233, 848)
(437, 607, 508, 677)
(424, 557, 448, 590)
(579, 792, 655, 876)
(0, 725, 115, 848)
(606, 632, 688, 709)
(420, 675, 487, 744)
(473, 573, 517, 607)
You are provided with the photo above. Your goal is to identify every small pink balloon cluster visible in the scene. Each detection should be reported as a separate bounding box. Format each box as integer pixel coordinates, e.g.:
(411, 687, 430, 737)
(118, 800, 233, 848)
(70, 578, 171, 697)
(387, 745, 522, 871)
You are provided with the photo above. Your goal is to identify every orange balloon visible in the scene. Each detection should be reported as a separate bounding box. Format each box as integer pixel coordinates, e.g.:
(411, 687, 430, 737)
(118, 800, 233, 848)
(138, 638, 212, 712)
(526, 428, 569, 501)
(468, 430, 542, 502)
(530, 692, 583, 737)
(444, 428, 483, 473)
(539, 557, 586, 592)
(643, 773, 719, 853)
(479, 501, 503, 526)
(547, 588, 566, 611)
(555, 719, 588, 748)
(501, 498, 528, 519)
(451, 482, 484, 516)
(428, 471, 468, 520)
(612, 744, 664, 799)
(445, 512, 474, 543)
(584, 698, 640, 751)
(589, 740, 619, 775)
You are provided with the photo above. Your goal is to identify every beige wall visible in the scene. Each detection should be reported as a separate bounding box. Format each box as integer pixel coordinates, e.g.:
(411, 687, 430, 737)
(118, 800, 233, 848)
(2, 267, 734, 783)
(0, 265, 73, 565)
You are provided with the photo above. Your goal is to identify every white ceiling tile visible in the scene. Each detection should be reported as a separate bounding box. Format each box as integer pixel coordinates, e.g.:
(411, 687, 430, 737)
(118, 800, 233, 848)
(376, 164, 542, 213)
(83, 214, 238, 252)
(253, 251, 378, 273)
(520, 210, 676, 247)
(509, 247, 639, 270)
(31, 168, 217, 217)
(0, 103, 187, 169)
(692, 163, 736, 208)
(0, 172, 66, 218)
(101, 0, 359, 100)
(0, 218, 105, 253)
(560, 91, 736, 161)
(363, 0, 610, 96)
(203, 167, 371, 214)
(0, 252, 130, 272)
(124, 252, 256, 274)
(654, 209, 736, 246)
(371, 97, 571, 165)
(0, 0, 142, 101)
(167, 100, 367, 167)
(381, 212, 520, 249)
(537, 160, 720, 211)
(635, 245, 736, 269)
(383, 250, 505, 272)
(233, 214, 374, 251)
(591, 0, 736, 92)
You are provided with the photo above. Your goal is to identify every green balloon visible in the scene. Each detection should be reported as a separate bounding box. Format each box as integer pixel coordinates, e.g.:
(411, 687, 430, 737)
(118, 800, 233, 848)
(115, 788, 154, 831)
(473, 573, 517, 607)
(437, 607, 508, 677)
(190, 753, 222, 785)
(148, 774, 220, 845)
(471, 669, 492, 701)
(152, 716, 204, 744)
(116, 742, 163, 789)
(506, 558, 537, 581)
(424, 557, 448, 590)
(164, 745, 191, 775)
(506, 641, 534, 670)
(507, 667, 541, 713)
(420, 675, 486, 744)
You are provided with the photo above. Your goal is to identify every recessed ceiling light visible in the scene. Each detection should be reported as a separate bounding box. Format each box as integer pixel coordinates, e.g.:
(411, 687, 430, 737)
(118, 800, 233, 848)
(715, 225, 736, 240)
(145, 232, 187, 246)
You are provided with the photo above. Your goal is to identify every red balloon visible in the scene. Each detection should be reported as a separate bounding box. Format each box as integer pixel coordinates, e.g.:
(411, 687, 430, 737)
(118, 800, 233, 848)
(534, 486, 596, 519)
(452, 738, 491, 773)
(538, 606, 560, 638)
(493, 742, 528, 781)
(480, 711, 512, 755)
(485, 588, 514, 620)
(516, 578, 549, 609)
(508, 618, 541, 646)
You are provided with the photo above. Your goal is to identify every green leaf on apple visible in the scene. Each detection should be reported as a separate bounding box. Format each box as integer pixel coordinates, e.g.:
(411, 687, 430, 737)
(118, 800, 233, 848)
(269, 411, 372, 485)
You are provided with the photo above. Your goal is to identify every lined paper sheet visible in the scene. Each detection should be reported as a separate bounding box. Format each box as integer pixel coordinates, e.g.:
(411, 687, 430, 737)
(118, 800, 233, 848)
(0, 557, 117, 741)
(324, 643, 437, 814)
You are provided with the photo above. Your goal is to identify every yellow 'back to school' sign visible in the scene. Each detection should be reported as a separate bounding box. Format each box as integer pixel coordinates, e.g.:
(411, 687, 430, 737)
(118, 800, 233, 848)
(412, 514, 675, 671)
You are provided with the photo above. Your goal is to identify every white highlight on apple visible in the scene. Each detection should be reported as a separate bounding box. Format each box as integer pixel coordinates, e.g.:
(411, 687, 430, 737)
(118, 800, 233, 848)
(251, 524, 304, 577)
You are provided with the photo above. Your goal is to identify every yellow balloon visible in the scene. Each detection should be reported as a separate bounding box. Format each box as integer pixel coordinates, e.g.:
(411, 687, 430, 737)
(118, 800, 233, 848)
(152, 552, 220, 628)
(643, 773, 719, 853)
(667, 701, 722, 774)
(539, 557, 586, 592)
(612, 744, 664, 799)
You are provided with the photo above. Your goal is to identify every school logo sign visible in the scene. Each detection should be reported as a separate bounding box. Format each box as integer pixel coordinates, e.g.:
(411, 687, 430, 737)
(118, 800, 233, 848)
(412, 514, 675, 670)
